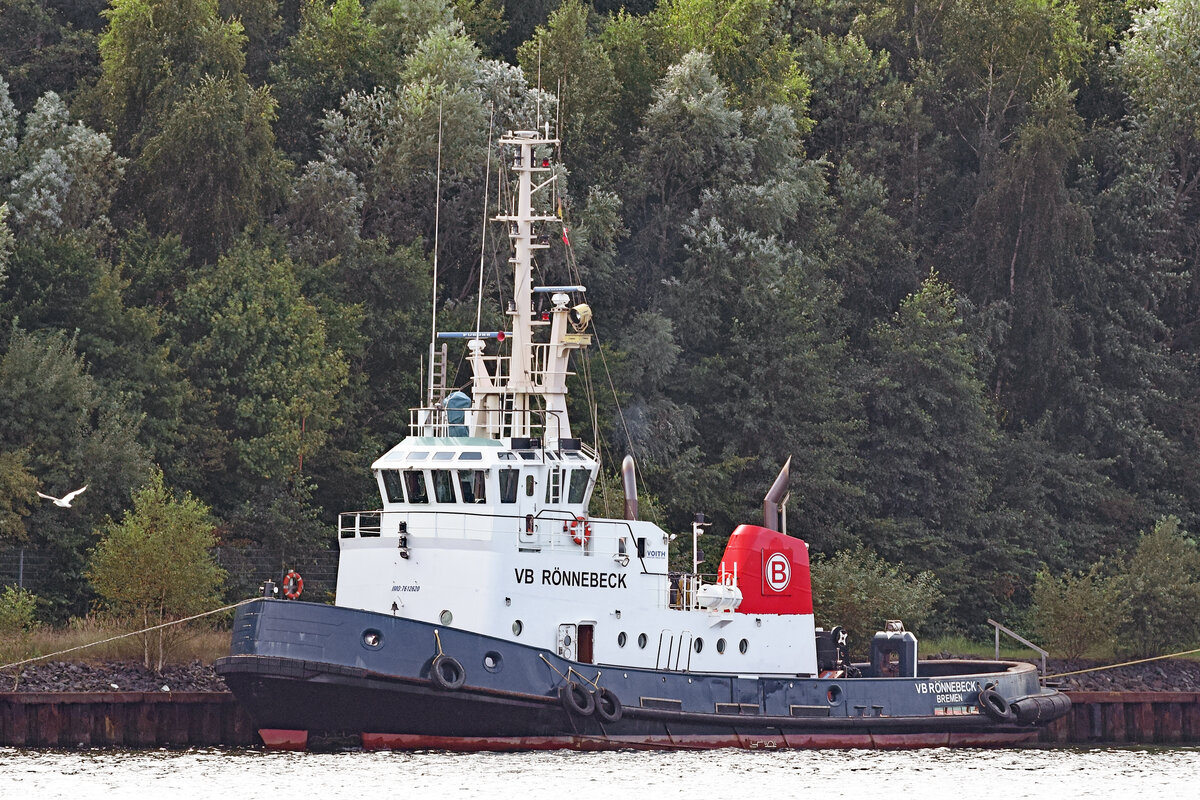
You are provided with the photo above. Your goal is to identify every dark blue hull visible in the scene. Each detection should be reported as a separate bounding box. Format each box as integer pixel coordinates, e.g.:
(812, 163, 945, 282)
(215, 599, 1069, 750)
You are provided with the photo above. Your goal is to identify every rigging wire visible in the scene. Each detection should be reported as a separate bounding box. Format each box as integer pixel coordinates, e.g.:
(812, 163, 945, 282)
(1042, 645, 1200, 680)
(550, 148, 654, 524)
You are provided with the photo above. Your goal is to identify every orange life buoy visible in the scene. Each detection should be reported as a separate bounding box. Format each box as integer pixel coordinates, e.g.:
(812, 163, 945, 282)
(282, 570, 304, 599)
(569, 515, 591, 546)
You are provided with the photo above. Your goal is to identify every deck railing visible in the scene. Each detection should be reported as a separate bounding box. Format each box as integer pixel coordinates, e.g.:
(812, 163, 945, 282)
(988, 617, 1048, 677)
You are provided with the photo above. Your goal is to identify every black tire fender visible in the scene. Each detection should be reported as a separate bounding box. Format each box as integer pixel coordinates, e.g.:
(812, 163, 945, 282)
(559, 681, 595, 716)
(977, 687, 1016, 723)
(430, 653, 466, 691)
(594, 687, 622, 723)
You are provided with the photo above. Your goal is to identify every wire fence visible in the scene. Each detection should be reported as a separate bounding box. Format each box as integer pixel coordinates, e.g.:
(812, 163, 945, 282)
(0, 545, 341, 608)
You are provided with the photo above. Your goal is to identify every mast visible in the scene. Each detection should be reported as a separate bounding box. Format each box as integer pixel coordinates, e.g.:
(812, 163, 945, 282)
(476, 127, 584, 448)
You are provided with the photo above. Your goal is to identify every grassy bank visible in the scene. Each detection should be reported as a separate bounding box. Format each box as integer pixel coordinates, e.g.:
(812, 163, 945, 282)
(1, 618, 231, 668)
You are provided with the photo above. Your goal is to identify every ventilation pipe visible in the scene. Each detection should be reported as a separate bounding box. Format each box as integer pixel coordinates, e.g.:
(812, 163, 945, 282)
(763, 456, 791, 532)
(622, 455, 638, 521)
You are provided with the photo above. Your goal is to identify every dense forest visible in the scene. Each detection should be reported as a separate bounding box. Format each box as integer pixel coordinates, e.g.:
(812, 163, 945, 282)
(2, 0, 1200, 639)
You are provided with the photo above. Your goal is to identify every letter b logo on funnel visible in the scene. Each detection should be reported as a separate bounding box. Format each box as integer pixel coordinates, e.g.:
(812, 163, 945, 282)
(763, 551, 791, 594)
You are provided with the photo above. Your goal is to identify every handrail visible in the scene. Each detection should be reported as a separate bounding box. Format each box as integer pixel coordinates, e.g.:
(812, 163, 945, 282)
(409, 404, 572, 443)
(987, 618, 1048, 678)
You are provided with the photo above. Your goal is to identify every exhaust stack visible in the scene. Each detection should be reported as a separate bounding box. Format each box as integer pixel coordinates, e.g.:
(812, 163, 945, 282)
(763, 456, 791, 532)
(622, 455, 638, 520)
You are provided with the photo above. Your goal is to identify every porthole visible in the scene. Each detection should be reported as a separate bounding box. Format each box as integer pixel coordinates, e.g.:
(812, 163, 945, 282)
(739, 638, 748, 654)
(827, 684, 843, 704)
(439, 609, 453, 625)
(362, 629, 383, 649)
(512, 620, 523, 636)
(637, 633, 648, 649)
(694, 638, 704, 653)
(618, 632, 627, 647)
(717, 638, 726, 654)
(483, 651, 503, 673)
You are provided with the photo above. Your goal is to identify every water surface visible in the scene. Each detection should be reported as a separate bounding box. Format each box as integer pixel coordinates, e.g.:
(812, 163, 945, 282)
(2, 746, 1196, 799)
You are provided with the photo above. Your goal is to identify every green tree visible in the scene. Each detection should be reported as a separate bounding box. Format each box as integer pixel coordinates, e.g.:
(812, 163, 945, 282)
(0, 325, 151, 619)
(270, 0, 394, 160)
(172, 241, 348, 489)
(450, 0, 506, 54)
(0, 584, 39, 673)
(371, 0, 457, 56)
(0, 202, 11, 288)
(653, 0, 809, 118)
(796, 32, 926, 335)
(0, 235, 189, 489)
(810, 545, 941, 658)
(97, 0, 247, 153)
(859, 273, 1001, 621)
(1030, 564, 1119, 659)
(600, 10, 659, 157)
(97, 0, 286, 262)
(610, 52, 859, 544)
(0, 0, 100, 111)
(1111, 516, 1200, 658)
(135, 74, 288, 261)
(1, 90, 127, 247)
(219, 0, 283, 85)
(0, 447, 37, 543)
(617, 51, 749, 309)
(87, 469, 225, 671)
(517, 0, 619, 188)
(934, 0, 1086, 154)
(313, 23, 495, 296)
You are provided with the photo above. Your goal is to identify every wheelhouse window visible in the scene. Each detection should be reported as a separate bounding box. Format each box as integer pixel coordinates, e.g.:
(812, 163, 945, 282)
(432, 470, 456, 503)
(381, 470, 405, 504)
(567, 469, 590, 504)
(403, 470, 429, 503)
(499, 468, 519, 503)
(458, 469, 486, 503)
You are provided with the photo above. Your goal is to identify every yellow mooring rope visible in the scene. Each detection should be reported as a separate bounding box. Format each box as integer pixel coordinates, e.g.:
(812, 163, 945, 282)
(1043, 645, 1200, 679)
(0, 597, 258, 672)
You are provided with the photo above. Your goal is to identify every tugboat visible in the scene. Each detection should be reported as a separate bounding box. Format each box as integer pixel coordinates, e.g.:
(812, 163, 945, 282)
(215, 127, 1070, 751)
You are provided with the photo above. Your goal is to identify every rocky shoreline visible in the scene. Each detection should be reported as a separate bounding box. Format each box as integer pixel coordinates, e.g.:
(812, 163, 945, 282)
(3, 660, 229, 693)
(4, 656, 1199, 694)
(1043, 657, 1200, 693)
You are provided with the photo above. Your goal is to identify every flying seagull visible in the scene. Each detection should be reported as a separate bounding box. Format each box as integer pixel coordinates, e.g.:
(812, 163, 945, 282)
(37, 485, 88, 507)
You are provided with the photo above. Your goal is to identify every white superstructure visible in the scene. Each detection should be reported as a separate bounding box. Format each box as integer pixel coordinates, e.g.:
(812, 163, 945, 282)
(334, 129, 818, 677)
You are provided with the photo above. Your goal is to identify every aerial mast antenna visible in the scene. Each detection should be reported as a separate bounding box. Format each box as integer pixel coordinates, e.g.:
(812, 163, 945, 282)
(428, 98, 444, 406)
(475, 104, 495, 336)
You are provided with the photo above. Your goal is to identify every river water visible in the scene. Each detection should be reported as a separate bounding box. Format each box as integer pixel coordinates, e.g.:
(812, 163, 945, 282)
(2, 746, 1197, 799)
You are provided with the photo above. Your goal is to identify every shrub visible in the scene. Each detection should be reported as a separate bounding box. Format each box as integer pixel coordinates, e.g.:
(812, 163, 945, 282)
(87, 470, 225, 671)
(1030, 564, 1120, 659)
(0, 584, 39, 681)
(1111, 516, 1200, 658)
(0, 584, 37, 634)
(809, 545, 941, 658)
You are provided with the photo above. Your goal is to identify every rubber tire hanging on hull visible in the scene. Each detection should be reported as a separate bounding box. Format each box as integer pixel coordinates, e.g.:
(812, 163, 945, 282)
(430, 654, 466, 691)
(559, 681, 595, 716)
(1012, 692, 1071, 725)
(594, 687, 622, 723)
(977, 687, 1016, 723)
